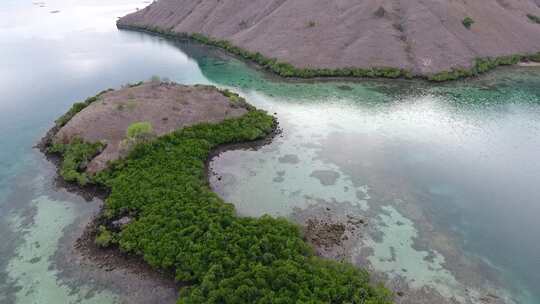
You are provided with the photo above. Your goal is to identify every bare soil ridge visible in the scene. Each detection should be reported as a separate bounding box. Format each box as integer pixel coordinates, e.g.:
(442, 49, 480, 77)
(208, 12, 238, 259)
(52, 82, 248, 173)
(118, 0, 540, 78)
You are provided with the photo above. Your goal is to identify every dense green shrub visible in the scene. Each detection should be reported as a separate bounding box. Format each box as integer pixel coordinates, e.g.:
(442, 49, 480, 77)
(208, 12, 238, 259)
(462, 17, 474, 29)
(121, 121, 156, 154)
(127, 121, 153, 139)
(127, 81, 144, 88)
(217, 89, 255, 111)
(47, 137, 104, 185)
(220, 89, 242, 103)
(118, 23, 538, 82)
(51, 100, 393, 303)
(55, 102, 87, 127)
(94, 110, 392, 303)
(527, 14, 540, 24)
(428, 54, 524, 81)
(118, 24, 410, 81)
(95, 225, 115, 247)
(55, 90, 112, 127)
(529, 52, 540, 62)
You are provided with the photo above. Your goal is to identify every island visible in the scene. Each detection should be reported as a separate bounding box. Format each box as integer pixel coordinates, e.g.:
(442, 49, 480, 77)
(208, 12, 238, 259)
(41, 81, 393, 303)
(117, 0, 540, 81)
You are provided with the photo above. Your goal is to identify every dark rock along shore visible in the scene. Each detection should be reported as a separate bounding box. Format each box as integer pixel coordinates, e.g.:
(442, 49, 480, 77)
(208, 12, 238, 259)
(118, 0, 540, 76)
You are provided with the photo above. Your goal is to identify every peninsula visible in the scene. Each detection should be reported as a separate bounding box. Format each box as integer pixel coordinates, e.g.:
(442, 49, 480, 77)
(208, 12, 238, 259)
(42, 81, 392, 303)
(117, 0, 540, 80)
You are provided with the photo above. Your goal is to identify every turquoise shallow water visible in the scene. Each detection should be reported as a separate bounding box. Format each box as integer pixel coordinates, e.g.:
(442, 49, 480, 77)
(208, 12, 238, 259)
(1, 1, 540, 303)
(206, 64, 540, 302)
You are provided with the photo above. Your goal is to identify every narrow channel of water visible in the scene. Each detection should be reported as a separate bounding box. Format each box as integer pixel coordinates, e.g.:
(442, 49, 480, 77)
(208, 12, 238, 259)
(1, 1, 539, 303)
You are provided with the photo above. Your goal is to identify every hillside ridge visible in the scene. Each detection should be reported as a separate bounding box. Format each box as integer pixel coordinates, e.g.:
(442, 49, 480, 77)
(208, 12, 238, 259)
(118, 0, 540, 77)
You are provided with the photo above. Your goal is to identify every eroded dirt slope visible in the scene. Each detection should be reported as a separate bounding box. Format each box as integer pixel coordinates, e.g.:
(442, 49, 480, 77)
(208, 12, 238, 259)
(118, 0, 540, 75)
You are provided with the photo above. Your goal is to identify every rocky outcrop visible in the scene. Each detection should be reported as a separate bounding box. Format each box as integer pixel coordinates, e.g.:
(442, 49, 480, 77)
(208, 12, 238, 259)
(118, 0, 540, 76)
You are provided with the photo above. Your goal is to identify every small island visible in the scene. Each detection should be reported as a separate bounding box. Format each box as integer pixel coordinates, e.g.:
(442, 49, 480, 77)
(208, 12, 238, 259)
(41, 81, 392, 303)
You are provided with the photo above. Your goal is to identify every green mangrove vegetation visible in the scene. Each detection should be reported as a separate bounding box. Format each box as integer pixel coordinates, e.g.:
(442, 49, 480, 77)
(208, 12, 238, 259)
(462, 17, 475, 29)
(117, 24, 410, 80)
(54, 88, 116, 128)
(48, 96, 393, 303)
(428, 54, 540, 81)
(188, 33, 408, 79)
(47, 138, 104, 185)
(219, 88, 254, 109)
(527, 14, 540, 24)
(116, 23, 540, 82)
(120, 121, 156, 154)
(126, 121, 153, 139)
(95, 225, 116, 248)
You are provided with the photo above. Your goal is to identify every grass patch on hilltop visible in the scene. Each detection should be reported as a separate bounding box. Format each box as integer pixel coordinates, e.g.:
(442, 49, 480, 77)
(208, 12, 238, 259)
(527, 14, 540, 24)
(462, 17, 474, 29)
(126, 121, 153, 138)
(49, 98, 393, 303)
(55, 89, 113, 128)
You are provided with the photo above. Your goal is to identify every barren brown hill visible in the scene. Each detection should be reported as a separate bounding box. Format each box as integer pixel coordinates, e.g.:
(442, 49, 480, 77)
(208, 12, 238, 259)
(53, 82, 248, 173)
(118, 0, 540, 78)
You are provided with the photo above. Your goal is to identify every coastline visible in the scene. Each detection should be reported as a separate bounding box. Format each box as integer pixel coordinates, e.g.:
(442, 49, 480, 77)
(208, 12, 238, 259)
(5, 0, 540, 302)
(36, 88, 280, 303)
(37, 124, 110, 201)
(37, 116, 279, 304)
(116, 23, 540, 82)
(38, 118, 181, 303)
(51, 192, 180, 304)
(40, 83, 394, 303)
